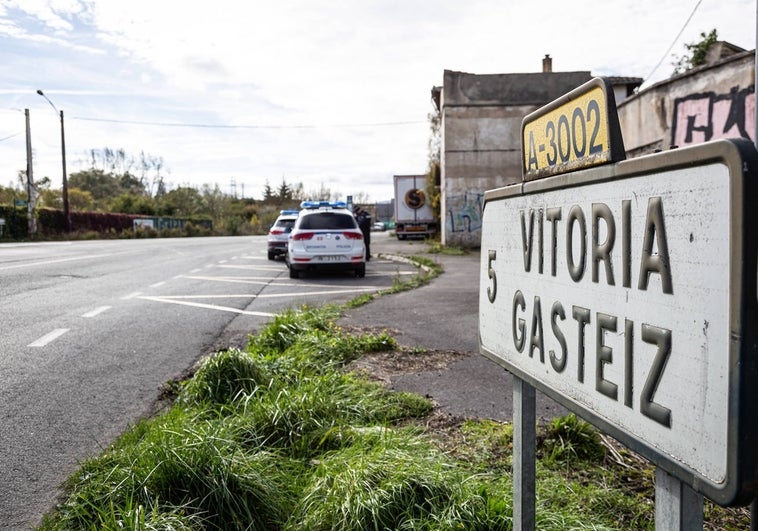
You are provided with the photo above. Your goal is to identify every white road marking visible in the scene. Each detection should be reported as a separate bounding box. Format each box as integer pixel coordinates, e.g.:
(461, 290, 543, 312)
(0, 252, 126, 271)
(143, 287, 378, 300)
(138, 296, 274, 317)
(217, 264, 285, 271)
(28, 328, 69, 347)
(258, 288, 379, 298)
(182, 275, 388, 289)
(81, 306, 112, 318)
(121, 291, 143, 300)
(150, 281, 166, 288)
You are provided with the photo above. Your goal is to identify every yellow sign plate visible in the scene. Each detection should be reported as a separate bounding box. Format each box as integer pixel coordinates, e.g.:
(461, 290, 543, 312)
(522, 78, 625, 180)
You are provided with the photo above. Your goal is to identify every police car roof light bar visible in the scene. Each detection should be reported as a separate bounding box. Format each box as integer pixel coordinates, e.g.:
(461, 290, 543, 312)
(300, 200, 347, 209)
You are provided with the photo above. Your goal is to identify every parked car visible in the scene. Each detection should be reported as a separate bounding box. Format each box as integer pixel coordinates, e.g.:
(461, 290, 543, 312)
(285, 201, 366, 279)
(267, 209, 299, 260)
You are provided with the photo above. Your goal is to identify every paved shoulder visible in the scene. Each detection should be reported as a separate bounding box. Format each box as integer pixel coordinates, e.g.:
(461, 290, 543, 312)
(340, 235, 566, 421)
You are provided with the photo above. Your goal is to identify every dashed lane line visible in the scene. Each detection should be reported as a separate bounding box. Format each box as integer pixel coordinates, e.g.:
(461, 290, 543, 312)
(81, 306, 112, 318)
(28, 328, 70, 347)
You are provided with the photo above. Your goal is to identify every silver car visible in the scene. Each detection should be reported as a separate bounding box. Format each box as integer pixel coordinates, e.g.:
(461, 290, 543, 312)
(267, 210, 299, 260)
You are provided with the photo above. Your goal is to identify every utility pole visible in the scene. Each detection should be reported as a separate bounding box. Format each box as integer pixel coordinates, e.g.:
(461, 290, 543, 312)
(24, 108, 36, 238)
(36, 90, 70, 232)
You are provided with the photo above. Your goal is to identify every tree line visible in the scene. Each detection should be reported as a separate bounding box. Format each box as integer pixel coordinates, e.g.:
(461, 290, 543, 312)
(0, 147, 357, 237)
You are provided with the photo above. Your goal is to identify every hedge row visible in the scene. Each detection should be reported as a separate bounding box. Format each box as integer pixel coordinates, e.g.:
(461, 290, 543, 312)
(36, 208, 140, 236)
(0, 206, 213, 240)
(0, 206, 30, 240)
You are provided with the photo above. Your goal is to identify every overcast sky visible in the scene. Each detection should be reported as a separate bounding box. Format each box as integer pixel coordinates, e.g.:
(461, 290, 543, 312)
(0, 0, 754, 202)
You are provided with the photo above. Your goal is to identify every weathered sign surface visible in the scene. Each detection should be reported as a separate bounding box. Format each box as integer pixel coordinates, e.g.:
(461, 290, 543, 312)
(522, 77, 625, 181)
(480, 139, 758, 506)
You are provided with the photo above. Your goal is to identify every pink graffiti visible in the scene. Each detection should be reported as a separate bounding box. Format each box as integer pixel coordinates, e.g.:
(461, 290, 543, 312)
(672, 87, 755, 147)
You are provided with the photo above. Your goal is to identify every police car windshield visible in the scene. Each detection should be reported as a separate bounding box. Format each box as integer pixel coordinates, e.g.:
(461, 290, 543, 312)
(298, 212, 357, 230)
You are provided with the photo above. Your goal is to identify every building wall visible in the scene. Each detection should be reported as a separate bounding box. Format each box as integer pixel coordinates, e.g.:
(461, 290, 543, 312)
(442, 104, 530, 247)
(437, 54, 754, 248)
(440, 69, 592, 247)
(617, 51, 755, 157)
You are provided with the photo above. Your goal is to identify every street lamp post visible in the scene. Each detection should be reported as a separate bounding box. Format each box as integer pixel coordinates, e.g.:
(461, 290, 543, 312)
(36, 89, 70, 232)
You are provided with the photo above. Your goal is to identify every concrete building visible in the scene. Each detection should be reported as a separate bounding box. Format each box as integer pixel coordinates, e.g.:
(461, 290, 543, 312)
(435, 56, 641, 248)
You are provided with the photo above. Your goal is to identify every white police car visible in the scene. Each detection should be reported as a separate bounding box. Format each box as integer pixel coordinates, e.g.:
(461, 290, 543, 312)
(267, 209, 299, 260)
(285, 201, 366, 279)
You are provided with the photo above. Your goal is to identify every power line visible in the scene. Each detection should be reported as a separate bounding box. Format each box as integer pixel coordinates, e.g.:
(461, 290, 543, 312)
(73, 116, 427, 129)
(0, 131, 23, 142)
(642, 0, 703, 86)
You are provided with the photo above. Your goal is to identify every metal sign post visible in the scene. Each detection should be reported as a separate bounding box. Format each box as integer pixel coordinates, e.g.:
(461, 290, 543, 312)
(513, 377, 535, 530)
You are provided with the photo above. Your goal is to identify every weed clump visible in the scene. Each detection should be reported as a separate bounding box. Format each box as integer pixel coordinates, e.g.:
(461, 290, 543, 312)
(180, 347, 270, 405)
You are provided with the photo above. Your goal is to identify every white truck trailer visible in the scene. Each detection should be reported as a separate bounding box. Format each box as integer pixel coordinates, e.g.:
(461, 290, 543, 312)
(393, 174, 437, 240)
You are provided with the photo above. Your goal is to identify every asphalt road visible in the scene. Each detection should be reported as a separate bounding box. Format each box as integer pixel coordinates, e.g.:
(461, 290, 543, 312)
(0, 236, 418, 529)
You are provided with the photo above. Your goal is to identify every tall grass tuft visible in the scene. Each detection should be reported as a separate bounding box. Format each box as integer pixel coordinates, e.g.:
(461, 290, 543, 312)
(45, 407, 291, 531)
(251, 305, 340, 353)
(180, 347, 270, 405)
(289, 430, 451, 530)
(231, 370, 433, 459)
(542, 413, 605, 466)
(289, 428, 512, 530)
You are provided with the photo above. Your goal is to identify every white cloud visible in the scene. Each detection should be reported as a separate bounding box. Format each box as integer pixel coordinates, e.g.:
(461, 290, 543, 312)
(0, 0, 754, 201)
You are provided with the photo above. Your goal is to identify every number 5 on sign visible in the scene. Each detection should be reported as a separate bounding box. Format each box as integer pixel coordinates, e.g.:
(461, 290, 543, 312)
(521, 77, 626, 181)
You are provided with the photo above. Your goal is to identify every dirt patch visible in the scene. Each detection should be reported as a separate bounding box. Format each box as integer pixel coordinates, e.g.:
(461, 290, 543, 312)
(344, 343, 472, 444)
(346, 348, 470, 385)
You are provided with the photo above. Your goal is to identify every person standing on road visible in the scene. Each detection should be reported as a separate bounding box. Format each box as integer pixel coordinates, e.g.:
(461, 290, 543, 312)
(353, 206, 372, 261)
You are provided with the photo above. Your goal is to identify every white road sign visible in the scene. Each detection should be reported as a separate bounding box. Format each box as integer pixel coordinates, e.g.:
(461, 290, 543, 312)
(479, 139, 758, 506)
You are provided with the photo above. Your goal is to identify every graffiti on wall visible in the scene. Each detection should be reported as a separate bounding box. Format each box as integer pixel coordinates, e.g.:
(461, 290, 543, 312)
(447, 191, 484, 233)
(671, 85, 755, 147)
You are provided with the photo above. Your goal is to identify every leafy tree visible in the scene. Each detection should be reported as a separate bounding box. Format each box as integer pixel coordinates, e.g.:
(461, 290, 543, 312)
(67, 188, 95, 211)
(107, 193, 156, 215)
(672, 29, 719, 74)
(138, 151, 165, 197)
(158, 186, 204, 217)
(200, 183, 229, 221)
(68, 169, 120, 201)
(426, 108, 442, 216)
(117, 173, 147, 196)
(85, 147, 166, 198)
(0, 182, 23, 205)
